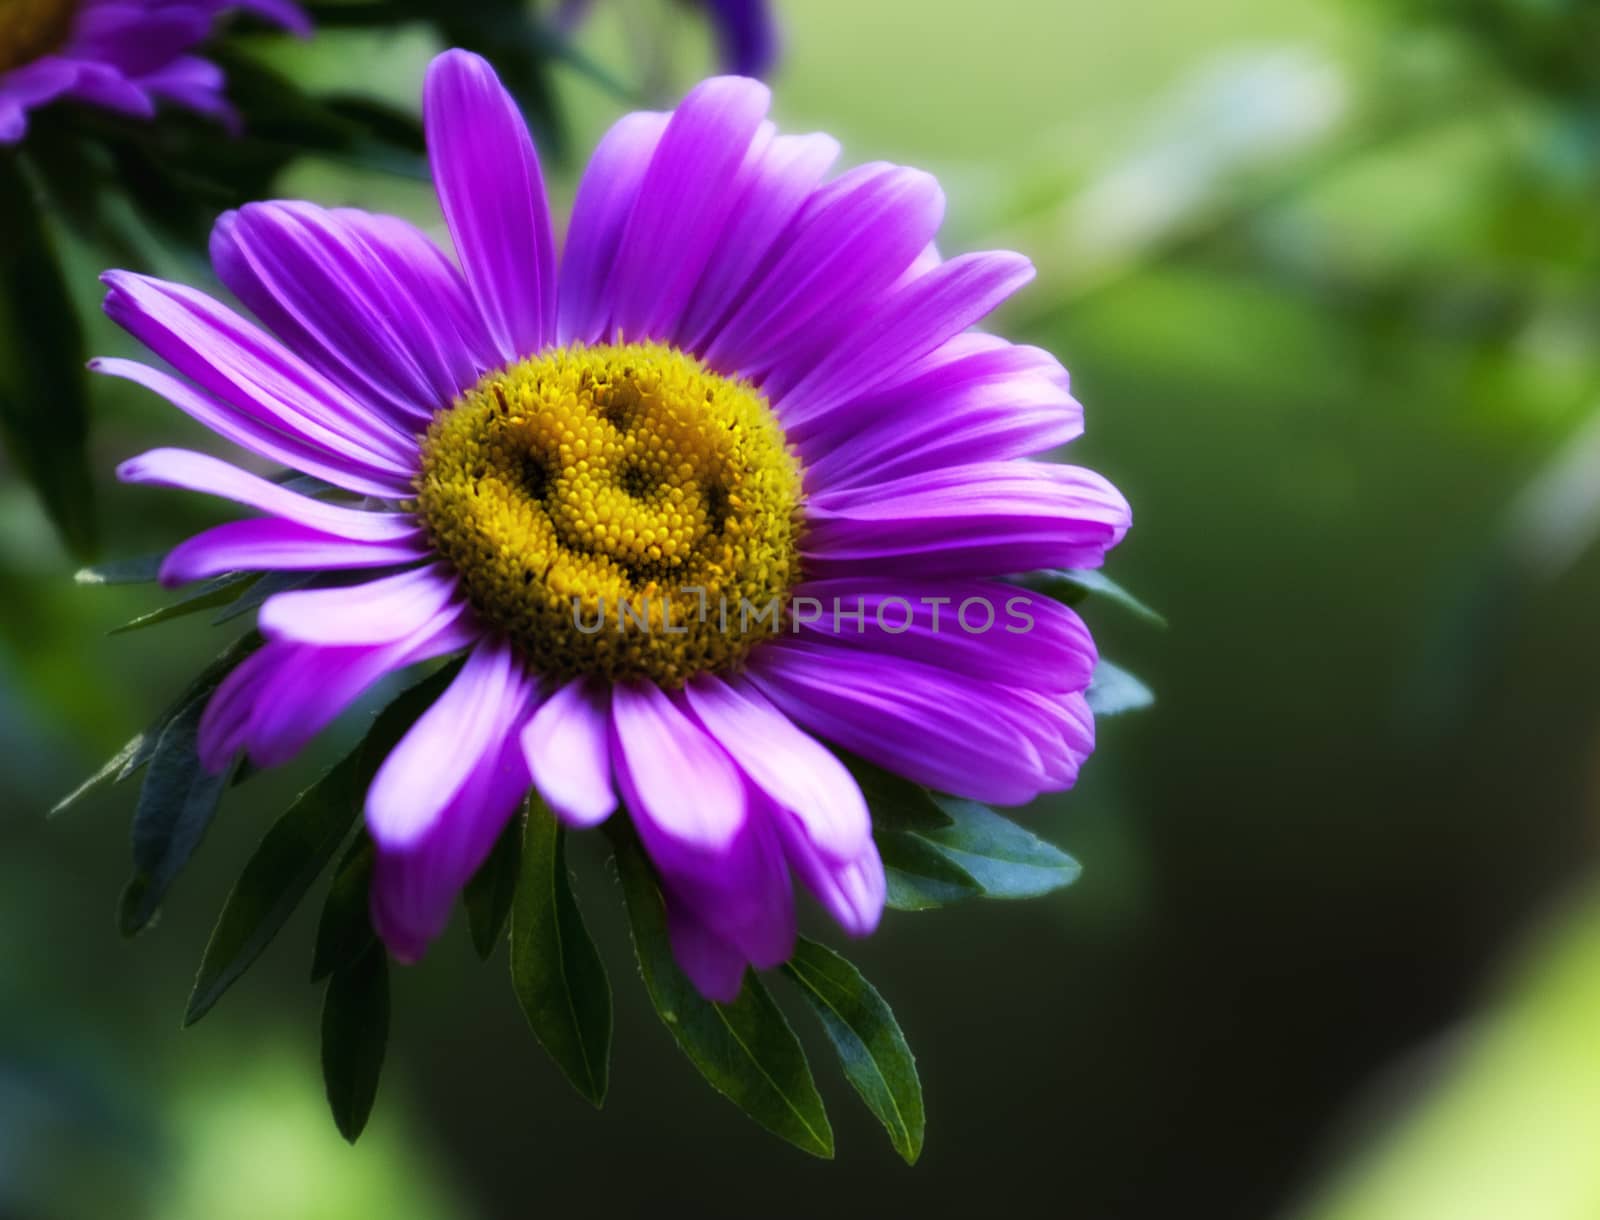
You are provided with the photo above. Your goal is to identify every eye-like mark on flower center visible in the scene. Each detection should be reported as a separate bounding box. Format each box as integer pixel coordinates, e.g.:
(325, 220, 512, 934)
(0, 0, 78, 73)
(416, 341, 805, 688)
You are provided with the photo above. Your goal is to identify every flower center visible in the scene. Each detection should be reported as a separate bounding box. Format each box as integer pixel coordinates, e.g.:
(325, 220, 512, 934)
(0, 0, 77, 74)
(417, 342, 804, 688)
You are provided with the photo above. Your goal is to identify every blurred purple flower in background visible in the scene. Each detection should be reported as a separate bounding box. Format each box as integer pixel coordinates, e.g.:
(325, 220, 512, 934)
(558, 0, 778, 78)
(0, 0, 309, 143)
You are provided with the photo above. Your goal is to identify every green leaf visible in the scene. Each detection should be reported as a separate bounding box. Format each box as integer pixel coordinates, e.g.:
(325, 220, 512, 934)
(51, 632, 262, 817)
(272, 471, 339, 498)
(311, 836, 375, 983)
(612, 832, 834, 1157)
(1026, 568, 1166, 627)
(109, 573, 257, 635)
(210, 570, 315, 626)
(321, 941, 389, 1144)
(849, 756, 1076, 907)
(1086, 659, 1156, 716)
(784, 939, 926, 1165)
(465, 808, 523, 960)
(839, 752, 951, 834)
(0, 156, 96, 557)
(509, 799, 611, 1105)
(184, 755, 364, 1025)
(352, 662, 466, 772)
(922, 798, 1082, 900)
(118, 698, 235, 935)
(306, 661, 465, 981)
(48, 735, 148, 820)
(75, 554, 164, 585)
(877, 830, 983, 911)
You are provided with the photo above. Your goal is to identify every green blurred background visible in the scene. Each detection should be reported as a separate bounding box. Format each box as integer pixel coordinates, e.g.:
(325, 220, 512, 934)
(8, 0, 1600, 1216)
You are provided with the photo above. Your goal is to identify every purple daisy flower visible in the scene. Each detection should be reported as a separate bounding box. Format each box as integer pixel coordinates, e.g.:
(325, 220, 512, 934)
(99, 49, 1129, 1001)
(558, 0, 778, 79)
(0, 0, 310, 143)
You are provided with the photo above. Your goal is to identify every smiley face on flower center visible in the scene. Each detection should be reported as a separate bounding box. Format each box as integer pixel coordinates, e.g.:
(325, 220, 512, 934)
(416, 341, 805, 687)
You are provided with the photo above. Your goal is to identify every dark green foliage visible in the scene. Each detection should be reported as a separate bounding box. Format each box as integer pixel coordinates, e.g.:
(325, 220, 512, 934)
(321, 942, 390, 1144)
(0, 157, 96, 558)
(466, 810, 525, 958)
(118, 699, 236, 935)
(311, 837, 376, 983)
(612, 829, 834, 1158)
(52, 633, 263, 818)
(509, 800, 611, 1104)
(784, 939, 925, 1164)
(185, 755, 366, 1023)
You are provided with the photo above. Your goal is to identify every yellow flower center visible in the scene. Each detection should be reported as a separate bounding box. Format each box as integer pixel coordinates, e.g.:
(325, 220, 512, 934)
(0, 0, 77, 74)
(416, 342, 804, 688)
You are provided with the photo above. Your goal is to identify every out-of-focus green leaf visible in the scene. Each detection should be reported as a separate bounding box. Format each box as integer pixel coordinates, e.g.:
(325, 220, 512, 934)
(0, 157, 96, 558)
(117, 699, 236, 935)
(784, 938, 926, 1165)
(465, 807, 523, 959)
(613, 831, 834, 1158)
(19, 116, 149, 263)
(1026, 568, 1168, 626)
(922, 798, 1082, 900)
(184, 755, 364, 1025)
(312, 836, 375, 983)
(1086, 659, 1156, 716)
(321, 941, 389, 1144)
(1297, 890, 1600, 1220)
(509, 799, 611, 1105)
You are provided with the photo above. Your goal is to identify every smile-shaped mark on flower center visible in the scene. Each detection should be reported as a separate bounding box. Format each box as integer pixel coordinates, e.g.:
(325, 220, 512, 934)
(416, 341, 804, 687)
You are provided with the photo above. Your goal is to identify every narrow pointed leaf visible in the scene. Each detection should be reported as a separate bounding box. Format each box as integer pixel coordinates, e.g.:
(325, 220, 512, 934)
(321, 941, 389, 1144)
(1086, 659, 1155, 717)
(110, 573, 257, 635)
(118, 697, 235, 935)
(613, 833, 834, 1158)
(921, 798, 1081, 900)
(49, 735, 147, 818)
(52, 632, 262, 817)
(877, 830, 983, 911)
(465, 809, 523, 959)
(211, 570, 316, 626)
(509, 800, 611, 1104)
(185, 756, 364, 1024)
(1026, 568, 1166, 627)
(312, 836, 375, 983)
(784, 938, 925, 1165)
